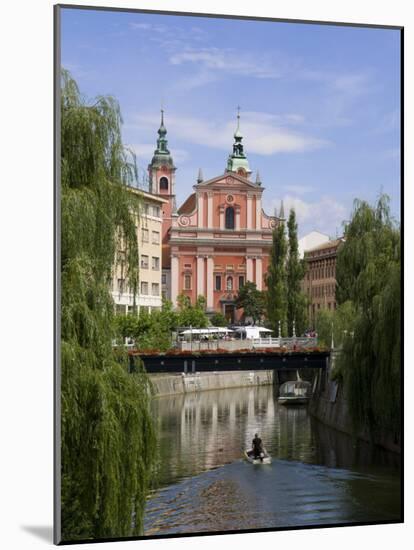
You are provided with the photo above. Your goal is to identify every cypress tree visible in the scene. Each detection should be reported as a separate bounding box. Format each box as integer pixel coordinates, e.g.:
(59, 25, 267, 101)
(286, 209, 307, 336)
(265, 221, 288, 335)
(60, 69, 156, 541)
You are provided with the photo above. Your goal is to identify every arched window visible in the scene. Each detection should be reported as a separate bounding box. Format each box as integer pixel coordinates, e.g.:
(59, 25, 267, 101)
(226, 276, 233, 291)
(225, 206, 235, 229)
(159, 177, 169, 191)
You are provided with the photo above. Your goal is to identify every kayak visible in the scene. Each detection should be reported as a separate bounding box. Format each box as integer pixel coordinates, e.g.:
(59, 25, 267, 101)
(244, 448, 272, 465)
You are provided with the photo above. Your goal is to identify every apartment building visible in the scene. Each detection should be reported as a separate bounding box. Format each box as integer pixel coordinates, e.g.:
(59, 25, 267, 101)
(112, 188, 167, 314)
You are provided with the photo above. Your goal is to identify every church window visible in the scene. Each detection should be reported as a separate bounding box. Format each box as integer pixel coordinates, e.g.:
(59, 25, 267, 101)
(238, 276, 245, 289)
(225, 207, 235, 229)
(159, 177, 169, 191)
(184, 274, 192, 290)
(215, 275, 221, 291)
(226, 276, 233, 291)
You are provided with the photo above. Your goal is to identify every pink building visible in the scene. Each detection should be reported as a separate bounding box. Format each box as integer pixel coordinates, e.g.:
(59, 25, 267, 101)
(148, 110, 283, 323)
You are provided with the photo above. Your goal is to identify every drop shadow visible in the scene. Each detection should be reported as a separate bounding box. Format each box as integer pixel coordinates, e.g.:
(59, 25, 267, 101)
(21, 525, 53, 543)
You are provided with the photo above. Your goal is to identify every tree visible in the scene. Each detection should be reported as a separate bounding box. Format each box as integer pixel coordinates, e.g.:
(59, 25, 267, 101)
(210, 311, 228, 327)
(60, 70, 156, 540)
(286, 209, 307, 335)
(335, 195, 400, 437)
(113, 300, 179, 352)
(235, 281, 266, 324)
(265, 221, 288, 335)
(314, 300, 355, 350)
(176, 293, 209, 328)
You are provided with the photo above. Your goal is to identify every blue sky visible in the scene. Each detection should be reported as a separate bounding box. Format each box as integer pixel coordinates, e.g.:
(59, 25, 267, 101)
(61, 7, 401, 237)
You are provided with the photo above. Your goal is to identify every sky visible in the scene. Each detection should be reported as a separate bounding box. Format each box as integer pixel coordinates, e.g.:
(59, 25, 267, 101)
(61, 7, 401, 238)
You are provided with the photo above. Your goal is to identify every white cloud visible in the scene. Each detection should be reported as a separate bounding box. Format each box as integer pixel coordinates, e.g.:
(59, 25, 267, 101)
(272, 194, 347, 236)
(170, 47, 282, 80)
(130, 111, 329, 156)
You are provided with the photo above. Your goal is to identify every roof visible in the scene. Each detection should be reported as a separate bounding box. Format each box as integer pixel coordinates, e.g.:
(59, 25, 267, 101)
(162, 243, 171, 268)
(127, 186, 168, 204)
(178, 193, 196, 214)
(196, 171, 260, 190)
(305, 238, 344, 254)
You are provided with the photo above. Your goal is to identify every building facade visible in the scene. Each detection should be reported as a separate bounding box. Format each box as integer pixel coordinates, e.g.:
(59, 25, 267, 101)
(112, 188, 167, 314)
(302, 238, 344, 322)
(148, 110, 283, 323)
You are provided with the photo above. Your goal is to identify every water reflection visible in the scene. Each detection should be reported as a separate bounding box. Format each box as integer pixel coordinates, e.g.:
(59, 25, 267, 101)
(146, 385, 401, 535)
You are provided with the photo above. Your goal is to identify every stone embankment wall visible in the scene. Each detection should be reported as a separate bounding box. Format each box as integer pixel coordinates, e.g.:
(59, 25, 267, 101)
(150, 370, 274, 397)
(309, 355, 400, 454)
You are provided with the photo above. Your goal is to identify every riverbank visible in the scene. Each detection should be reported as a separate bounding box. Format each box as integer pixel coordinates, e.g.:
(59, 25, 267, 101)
(309, 367, 400, 454)
(149, 370, 273, 397)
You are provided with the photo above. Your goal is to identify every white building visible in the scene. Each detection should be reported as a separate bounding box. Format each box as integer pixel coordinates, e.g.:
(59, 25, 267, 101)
(298, 230, 330, 259)
(112, 188, 167, 314)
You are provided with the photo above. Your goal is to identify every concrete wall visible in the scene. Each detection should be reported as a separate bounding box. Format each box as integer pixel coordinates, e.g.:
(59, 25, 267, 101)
(309, 364, 400, 454)
(150, 370, 274, 397)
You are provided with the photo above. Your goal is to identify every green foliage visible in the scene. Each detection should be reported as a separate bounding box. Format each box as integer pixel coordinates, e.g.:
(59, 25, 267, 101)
(286, 209, 307, 335)
(315, 301, 356, 349)
(335, 195, 400, 436)
(60, 69, 156, 540)
(235, 281, 266, 324)
(114, 301, 179, 352)
(176, 293, 209, 328)
(265, 221, 288, 334)
(209, 311, 228, 327)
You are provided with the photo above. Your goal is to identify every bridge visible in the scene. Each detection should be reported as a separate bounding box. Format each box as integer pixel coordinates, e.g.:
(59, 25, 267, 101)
(129, 349, 330, 374)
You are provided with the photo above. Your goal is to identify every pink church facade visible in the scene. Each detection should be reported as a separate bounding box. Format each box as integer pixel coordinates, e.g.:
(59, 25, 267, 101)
(148, 110, 283, 323)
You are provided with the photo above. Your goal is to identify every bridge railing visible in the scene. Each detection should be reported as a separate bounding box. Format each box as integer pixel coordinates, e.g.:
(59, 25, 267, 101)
(176, 337, 318, 352)
(252, 337, 317, 349)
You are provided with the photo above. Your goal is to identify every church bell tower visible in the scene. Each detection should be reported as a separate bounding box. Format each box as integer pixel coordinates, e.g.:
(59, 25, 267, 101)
(148, 109, 177, 241)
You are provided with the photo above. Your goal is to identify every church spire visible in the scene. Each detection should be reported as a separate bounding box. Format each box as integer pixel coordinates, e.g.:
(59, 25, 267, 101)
(158, 108, 167, 137)
(197, 167, 204, 183)
(155, 108, 169, 154)
(150, 108, 174, 169)
(148, 108, 176, 194)
(279, 199, 285, 220)
(226, 106, 251, 177)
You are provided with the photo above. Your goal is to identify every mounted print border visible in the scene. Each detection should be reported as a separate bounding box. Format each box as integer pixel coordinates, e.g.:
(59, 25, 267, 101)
(54, 4, 404, 545)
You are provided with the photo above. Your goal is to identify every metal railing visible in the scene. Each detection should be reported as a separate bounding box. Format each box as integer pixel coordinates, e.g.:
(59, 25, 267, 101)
(252, 337, 317, 349)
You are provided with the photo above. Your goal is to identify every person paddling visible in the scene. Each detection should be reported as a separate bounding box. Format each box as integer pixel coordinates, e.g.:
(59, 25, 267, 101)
(252, 433, 264, 461)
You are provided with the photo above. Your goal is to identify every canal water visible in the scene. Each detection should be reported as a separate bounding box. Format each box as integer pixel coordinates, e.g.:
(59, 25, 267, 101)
(144, 384, 401, 536)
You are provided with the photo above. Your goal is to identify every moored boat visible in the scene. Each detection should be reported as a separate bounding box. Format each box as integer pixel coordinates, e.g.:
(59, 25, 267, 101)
(278, 377, 312, 406)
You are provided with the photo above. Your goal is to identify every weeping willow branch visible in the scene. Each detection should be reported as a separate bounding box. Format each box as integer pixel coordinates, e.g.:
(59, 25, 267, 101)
(336, 195, 400, 438)
(60, 69, 156, 541)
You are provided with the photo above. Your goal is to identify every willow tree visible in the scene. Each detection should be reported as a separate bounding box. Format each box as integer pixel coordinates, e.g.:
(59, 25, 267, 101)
(286, 209, 307, 336)
(336, 195, 400, 438)
(60, 69, 156, 541)
(265, 221, 288, 335)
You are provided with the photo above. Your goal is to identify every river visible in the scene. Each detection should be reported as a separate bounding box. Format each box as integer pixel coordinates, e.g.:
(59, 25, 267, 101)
(144, 384, 401, 536)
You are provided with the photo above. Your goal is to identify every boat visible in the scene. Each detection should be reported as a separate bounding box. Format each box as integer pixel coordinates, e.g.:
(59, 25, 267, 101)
(244, 448, 272, 465)
(278, 376, 312, 406)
